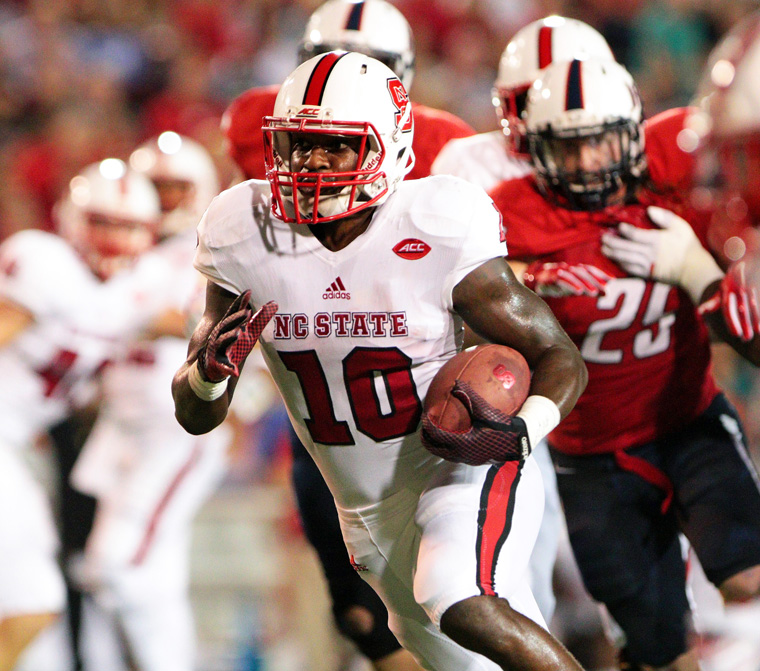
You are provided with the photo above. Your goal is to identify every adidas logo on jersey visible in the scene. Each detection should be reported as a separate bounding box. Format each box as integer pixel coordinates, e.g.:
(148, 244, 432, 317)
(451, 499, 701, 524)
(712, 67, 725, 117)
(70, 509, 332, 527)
(323, 277, 350, 300)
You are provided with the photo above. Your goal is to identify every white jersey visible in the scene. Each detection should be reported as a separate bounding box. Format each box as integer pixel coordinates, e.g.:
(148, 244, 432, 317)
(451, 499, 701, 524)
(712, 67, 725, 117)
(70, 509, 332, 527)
(0, 230, 165, 450)
(195, 176, 506, 512)
(431, 130, 532, 192)
(68, 233, 229, 671)
(95, 230, 200, 427)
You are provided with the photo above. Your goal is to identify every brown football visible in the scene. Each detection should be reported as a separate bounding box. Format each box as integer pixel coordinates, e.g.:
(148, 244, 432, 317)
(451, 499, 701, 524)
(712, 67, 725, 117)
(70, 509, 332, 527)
(424, 344, 531, 432)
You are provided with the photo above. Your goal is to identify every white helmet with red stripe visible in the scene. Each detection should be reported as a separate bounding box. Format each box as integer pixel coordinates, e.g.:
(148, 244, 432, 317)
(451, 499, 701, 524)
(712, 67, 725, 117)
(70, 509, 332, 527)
(525, 58, 645, 210)
(299, 0, 415, 89)
(493, 15, 615, 158)
(689, 11, 760, 226)
(56, 158, 160, 278)
(263, 51, 415, 225)
(129, 132, 220, 237)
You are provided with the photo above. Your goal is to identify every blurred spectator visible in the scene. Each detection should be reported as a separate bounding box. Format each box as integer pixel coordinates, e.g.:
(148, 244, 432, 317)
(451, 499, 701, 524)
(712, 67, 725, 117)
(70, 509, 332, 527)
(631, 1, 717, 112)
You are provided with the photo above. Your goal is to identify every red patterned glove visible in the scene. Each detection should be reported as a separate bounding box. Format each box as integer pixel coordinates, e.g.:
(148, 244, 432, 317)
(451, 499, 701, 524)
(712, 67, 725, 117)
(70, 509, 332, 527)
(421, 381, 531, 466)
(198, 291, 278, 381)
(523, 261, 612, 298)
(698, 261, 760, 342)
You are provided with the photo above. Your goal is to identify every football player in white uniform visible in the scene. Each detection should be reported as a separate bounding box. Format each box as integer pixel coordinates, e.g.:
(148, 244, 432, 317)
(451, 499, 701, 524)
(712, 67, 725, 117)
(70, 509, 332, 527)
(223, 4, 471, 669)
(173, 52, 588, 671)
(0, 159, 162, 671)
(431, 15, 616, 625)
(69, 132, 230, 671)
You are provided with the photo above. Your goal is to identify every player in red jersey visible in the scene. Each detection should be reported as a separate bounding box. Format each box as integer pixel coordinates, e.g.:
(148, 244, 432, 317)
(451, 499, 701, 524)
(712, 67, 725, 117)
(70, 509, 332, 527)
(220, 3, 473, 670)
(221, 0, 474, 184)
(488, 57, 760, 671)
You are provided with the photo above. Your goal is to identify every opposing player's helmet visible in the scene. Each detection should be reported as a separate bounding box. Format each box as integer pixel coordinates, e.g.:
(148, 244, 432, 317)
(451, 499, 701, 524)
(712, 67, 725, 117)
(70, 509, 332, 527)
(299, 0, 416, 90)
(56, 159, 160, 279)
(263, 51, 415, 225)
(526, 58, 645, 211)
(493, 16, 615, 158)
(689, 11, 760, 227)
(129, 132, 220, 237)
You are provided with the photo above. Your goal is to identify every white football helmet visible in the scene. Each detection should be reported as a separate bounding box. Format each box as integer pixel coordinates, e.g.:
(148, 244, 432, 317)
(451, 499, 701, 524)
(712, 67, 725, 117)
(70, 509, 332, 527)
(689, 11, 760, 225)
(525, 58, 645, 211)
(57, 158, 160, 279)
(264, 51, 415, 225)
(493, 16, 615, 158)
(299, 0, 415, 89)
(128, 132, 220, 237)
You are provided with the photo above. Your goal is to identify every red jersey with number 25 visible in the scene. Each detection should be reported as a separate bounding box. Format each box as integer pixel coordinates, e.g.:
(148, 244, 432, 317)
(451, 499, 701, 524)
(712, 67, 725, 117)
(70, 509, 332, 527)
(488, 111, 718, 456)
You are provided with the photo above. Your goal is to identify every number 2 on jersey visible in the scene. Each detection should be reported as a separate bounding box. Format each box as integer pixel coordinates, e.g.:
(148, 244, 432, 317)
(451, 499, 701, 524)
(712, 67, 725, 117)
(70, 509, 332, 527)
(581, 279, 675, 364)
(278, 347, 422, 445)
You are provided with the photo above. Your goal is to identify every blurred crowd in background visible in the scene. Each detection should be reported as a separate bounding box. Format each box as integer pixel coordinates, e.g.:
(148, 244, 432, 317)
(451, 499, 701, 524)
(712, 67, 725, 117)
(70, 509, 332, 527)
(0, 0, 757, 241)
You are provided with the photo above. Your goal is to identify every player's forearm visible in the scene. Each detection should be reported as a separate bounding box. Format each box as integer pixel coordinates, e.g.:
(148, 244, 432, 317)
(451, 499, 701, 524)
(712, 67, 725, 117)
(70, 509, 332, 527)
(172, 363, 232, 434)
(528, 343, 588, 419)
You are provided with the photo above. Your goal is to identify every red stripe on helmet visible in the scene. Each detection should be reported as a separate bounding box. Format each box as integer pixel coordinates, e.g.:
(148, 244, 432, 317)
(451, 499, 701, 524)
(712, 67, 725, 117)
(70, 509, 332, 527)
(303, 52, 346, 106)
(538, 26, 553, 69)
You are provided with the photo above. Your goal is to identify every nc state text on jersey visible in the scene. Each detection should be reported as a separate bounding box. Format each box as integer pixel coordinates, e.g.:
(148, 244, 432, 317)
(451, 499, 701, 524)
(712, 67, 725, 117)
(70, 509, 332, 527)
(273, 312, 409, 339)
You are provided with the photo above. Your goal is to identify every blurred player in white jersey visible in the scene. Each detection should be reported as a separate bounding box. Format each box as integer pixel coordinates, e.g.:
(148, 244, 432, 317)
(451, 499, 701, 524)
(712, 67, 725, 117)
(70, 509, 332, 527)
(432, 15, 615, 626)
(0, 159, 162, 671)
(69, 132, 230, 671)
(173, 51, 589, 671)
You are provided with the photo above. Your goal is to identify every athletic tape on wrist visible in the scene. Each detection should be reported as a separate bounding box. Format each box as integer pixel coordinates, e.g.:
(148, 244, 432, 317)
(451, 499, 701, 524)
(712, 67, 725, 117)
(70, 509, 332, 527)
(516, 395, 561, 448)
(188, 360, 229, 401)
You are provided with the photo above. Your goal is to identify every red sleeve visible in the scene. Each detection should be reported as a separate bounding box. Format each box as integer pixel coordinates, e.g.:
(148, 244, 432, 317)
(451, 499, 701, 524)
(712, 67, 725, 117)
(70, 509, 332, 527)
(221, 86, 280, 180)
(644, 107, 697, 193)
(488, 177, 602, 258)
(407, 103, 475, 179)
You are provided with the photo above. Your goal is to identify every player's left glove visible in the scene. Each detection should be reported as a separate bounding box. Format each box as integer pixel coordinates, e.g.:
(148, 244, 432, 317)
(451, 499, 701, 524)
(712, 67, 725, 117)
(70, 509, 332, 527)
(523, 261, 613, 297)
(421, 381, 531, 466)
(698, 260, 760, 341)
(601, 206, 724, 304)
(198, 291, 278, 382)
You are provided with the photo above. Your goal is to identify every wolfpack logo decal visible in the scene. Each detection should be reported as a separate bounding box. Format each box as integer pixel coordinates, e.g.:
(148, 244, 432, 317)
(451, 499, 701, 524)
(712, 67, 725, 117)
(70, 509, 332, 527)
(387, 78, 413, 133)
(393, 238, 430, 260)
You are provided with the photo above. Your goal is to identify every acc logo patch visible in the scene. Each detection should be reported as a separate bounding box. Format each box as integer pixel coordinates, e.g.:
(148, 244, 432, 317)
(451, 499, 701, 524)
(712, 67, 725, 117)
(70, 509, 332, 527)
(393, 238, 431, 260)
(296, 107, 322, 117)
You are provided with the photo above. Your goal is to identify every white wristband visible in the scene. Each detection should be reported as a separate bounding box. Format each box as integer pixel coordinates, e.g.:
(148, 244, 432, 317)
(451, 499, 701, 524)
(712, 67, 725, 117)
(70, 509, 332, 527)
(679, 246, 724, 306)
(187, 360, 228, 401)
(516, 395, 561, 448)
